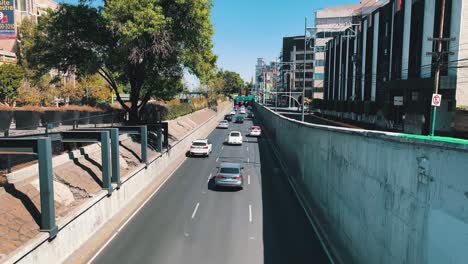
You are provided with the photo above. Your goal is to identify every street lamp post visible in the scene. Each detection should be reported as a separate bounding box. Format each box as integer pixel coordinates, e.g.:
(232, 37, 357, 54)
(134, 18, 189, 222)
(302, 17, 307, 122)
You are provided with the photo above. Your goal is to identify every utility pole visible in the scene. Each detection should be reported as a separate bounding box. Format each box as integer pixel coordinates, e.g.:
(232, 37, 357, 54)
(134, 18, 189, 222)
(263, 71, 266, 105)
(427, 0, 453, 136)
(301, 17, 307, 122)
(275, 57, 278, 112)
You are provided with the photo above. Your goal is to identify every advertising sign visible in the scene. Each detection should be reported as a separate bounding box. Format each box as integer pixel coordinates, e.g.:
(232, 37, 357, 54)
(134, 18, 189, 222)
(0, 0, 15, 39)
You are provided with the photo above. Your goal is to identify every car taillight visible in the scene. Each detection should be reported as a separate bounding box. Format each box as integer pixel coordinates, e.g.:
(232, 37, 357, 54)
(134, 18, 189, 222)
(203, 146, 209, 149)
(216, 175, 224, 179)
(233, 176, 243, 180)
(190, 146, 195, 148)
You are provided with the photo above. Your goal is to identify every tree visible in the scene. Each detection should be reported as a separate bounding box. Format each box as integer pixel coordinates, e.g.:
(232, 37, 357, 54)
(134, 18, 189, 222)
(27, 0, 216, 122)
(0, 64, 25, 105)
(219, 70, 243, 95)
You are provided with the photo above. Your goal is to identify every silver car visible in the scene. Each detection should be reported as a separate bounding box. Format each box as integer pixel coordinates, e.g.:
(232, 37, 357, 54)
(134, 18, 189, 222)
(214, 163, 244, 189)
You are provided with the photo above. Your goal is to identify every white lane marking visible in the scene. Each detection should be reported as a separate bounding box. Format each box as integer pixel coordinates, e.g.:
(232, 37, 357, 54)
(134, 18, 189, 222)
(249, 204, 252, 223)
(191, 202, 200, 219)
(249, 237, 255, 240)
(216, 157, 219, 162)
(87, 159, 186, 264)
(247, 158, 250, 163)
(221, 146, 224, 150)
(207, 173, 212, 183)
(247, 147, 249, 151)
(248, 175, 250, 185)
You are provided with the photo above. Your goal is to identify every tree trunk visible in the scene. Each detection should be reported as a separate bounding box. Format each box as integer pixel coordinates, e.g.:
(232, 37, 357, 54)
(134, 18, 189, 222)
(128, 104, 139, 124)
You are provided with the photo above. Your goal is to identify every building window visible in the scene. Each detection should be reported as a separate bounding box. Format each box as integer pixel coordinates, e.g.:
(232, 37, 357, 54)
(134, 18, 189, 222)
(296, 54, 304, 60)
(313, 73, 325, 80)
(315, 46, 326, 52)
(314, 60, 325, 66)
(21, 0, 26, 11)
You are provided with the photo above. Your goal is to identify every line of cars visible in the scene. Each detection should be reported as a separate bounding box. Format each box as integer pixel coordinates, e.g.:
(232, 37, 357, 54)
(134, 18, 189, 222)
(187, 104, 261, 190)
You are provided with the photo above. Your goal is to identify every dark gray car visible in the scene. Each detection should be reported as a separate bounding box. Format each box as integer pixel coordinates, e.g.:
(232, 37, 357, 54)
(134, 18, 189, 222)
(214, 163, 243, 189)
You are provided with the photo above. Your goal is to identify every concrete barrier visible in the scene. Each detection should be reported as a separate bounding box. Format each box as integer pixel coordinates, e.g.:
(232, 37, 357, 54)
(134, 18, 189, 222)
(255, 104, 468, 264)
(3, 105, 230, 264)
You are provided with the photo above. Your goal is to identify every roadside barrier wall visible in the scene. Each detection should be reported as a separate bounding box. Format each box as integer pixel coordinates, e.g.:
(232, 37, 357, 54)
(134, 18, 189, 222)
(256, 104, 468, 264)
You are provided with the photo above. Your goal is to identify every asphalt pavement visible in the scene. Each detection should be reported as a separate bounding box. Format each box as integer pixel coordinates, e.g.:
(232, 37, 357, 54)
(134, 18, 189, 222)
(90, 115, 330, 264)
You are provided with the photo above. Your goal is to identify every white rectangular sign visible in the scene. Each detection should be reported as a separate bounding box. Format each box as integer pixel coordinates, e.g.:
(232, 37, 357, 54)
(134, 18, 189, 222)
(394, 96, 404, 106)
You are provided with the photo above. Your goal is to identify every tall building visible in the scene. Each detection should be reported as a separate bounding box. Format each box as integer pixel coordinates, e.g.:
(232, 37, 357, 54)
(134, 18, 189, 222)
(313, 0, 383, 98)
(0, 0, 58, 64)
(324, 0, 468, 135)
(280, 36, 314, 101)
(255, 58, 278, 100)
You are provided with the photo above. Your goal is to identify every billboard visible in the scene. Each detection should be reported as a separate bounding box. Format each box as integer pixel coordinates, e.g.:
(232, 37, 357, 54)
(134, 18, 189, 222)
(0, 0, 15, 39)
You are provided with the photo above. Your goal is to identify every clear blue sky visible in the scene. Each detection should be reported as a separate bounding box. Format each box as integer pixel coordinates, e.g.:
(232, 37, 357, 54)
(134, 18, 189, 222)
(211, 0, 359, 82)
(61, 0, 359, 83)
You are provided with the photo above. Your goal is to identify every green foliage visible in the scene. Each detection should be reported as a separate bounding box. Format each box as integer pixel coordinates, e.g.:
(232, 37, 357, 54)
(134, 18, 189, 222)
(26, 0, 216, 121)
(219, 70, 244, 94)
(0, 64, 25, 105)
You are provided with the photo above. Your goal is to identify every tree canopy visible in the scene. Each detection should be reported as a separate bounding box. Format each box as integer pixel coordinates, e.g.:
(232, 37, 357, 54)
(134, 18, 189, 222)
(0, 64, 25, 106)
(27, 0, 216, 121)
(220, 70, 244, 94)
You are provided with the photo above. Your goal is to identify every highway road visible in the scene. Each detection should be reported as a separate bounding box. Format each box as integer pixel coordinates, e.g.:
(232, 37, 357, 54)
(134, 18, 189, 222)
(90, 115, 330, 264)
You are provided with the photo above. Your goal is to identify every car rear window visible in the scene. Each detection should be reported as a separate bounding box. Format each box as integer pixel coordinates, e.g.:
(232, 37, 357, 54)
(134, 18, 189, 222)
(230, 132, 240, 137)
(192, 142, 206, 146)
(220, 167, 240, 174)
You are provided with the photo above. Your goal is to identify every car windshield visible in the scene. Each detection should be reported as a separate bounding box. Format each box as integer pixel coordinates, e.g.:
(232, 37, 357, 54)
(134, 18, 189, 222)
(192, 142, 206, 146)
(230, 132, 240, 137)
(220, 167, 240, 174)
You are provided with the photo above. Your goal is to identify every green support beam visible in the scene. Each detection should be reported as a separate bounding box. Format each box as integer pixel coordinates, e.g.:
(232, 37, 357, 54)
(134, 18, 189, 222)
(61, 131, 113, 195)
(76, 128, 121, 187)
(0, 137, 58, 238)
(37, 137, 59, 238)
(113, 126, 148, 164)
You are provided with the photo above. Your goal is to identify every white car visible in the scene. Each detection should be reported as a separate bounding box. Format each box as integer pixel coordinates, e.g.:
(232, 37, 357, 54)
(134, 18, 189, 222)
(217, 120, 229, 129)
(189, 139, 212, 157)
(239, 109, 246, 114)
(249, 126, 262, 137)
(230, 110, 236, 115)
(227, 131, 243, 145)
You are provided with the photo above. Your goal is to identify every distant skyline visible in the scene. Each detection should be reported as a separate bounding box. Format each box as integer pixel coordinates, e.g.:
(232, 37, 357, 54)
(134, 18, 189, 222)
(60, 0, 362, 83)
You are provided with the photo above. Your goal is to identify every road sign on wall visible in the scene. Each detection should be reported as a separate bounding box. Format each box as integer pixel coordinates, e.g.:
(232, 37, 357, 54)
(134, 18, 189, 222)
(393, 96, 404, 106)
(431, 94, 442, 107)
(0, 1, 15, 40)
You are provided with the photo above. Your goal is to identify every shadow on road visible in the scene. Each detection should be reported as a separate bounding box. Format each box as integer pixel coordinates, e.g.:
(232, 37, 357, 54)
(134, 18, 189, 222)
(207, 178, 242, 192)
(255, 117, 331, 264)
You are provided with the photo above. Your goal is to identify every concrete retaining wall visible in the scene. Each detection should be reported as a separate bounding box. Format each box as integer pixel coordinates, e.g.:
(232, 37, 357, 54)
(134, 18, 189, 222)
(255, 104, 468, 264)
(4, 105, 230, 264)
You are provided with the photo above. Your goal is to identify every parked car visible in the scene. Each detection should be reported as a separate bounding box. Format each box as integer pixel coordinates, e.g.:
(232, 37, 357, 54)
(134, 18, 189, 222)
(239, 108, 246, 114)
(214, 163, 244, 189)
(249, 126, 262, 137)
(235, 116, 244, 123)
(217, 120, 229, 129)
(230, 110, 237, 115)
(247, 112, 254, 118)
(224, 114, 232, 121)
(189, 139, 212, 157)
(227, 131, 243, 145)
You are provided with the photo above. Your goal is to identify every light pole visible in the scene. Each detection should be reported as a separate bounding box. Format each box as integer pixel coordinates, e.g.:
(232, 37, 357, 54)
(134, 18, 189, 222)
(302, 17, 307, 122)
(301, 17, 317, 121)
